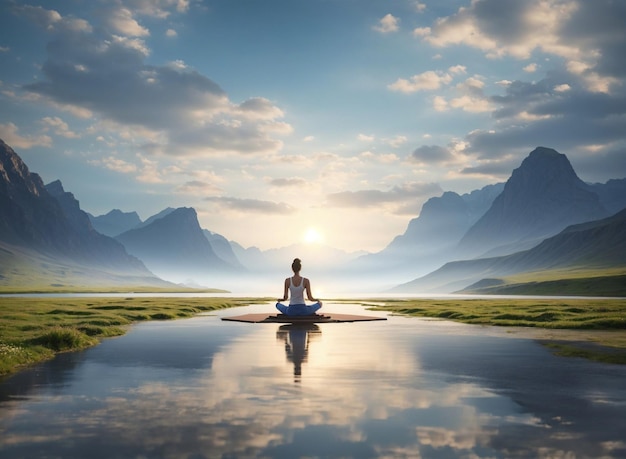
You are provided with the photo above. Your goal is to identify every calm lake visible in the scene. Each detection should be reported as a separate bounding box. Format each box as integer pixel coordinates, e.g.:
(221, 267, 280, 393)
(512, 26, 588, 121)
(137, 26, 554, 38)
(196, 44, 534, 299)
(1, 302, 625, 458)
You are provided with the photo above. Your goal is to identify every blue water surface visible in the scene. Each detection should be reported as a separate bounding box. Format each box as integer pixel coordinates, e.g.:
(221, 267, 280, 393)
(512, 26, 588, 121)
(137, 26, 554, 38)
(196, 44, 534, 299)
(1, 302, 625, 458)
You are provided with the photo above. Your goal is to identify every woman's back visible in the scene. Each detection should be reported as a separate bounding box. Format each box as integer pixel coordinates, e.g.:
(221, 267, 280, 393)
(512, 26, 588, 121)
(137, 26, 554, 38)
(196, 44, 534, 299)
(288, 276, 305, 305)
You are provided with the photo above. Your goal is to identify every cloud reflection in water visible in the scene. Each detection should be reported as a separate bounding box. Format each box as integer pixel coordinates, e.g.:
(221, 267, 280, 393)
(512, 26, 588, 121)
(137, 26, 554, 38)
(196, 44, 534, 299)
(1, 306, 625, 458)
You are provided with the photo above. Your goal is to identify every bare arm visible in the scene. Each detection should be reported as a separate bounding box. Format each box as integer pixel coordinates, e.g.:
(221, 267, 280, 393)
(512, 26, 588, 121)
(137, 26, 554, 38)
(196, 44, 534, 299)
(304, 278, 317, 302)
(278, 278, 289, 302)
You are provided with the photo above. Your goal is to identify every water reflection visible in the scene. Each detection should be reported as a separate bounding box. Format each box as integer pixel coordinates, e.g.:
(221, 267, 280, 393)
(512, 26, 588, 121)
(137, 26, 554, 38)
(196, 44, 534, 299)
(276, 324, 321, 382)
(1, 304, 625, 458)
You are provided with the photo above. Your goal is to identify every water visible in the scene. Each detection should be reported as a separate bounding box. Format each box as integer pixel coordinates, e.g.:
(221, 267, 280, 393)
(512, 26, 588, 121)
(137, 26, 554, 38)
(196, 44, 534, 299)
(1, 303, 625, 458)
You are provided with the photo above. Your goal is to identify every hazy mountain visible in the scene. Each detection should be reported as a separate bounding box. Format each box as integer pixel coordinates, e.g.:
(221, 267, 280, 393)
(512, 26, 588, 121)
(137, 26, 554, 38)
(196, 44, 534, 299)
(0, 139, 168, 288)
(458, 147, 609, 257)
(461, 183, 506, 220)
(115, 207, 235, 284)
(88, 209, 142, 237)
(137, 207, 176, 228)
(229, 241, 267, 270)
(588, 178, 626, 215)
(348, 183, 504, 286)
(391, 206, 626, 293)
(203, 229, 244, 269)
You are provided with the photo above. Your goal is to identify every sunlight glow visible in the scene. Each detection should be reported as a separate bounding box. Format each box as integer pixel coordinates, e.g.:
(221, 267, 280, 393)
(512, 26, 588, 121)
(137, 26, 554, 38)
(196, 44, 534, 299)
(303, 227, 324, 245)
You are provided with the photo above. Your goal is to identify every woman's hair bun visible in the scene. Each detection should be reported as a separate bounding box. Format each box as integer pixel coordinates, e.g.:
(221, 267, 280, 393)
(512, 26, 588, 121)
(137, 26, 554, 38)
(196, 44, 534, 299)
(292, 258, 302, 271)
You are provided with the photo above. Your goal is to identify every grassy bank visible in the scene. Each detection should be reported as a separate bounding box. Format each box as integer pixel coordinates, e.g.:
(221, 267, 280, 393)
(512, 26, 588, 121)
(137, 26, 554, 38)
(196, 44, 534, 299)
(366, 298, 626, 364)
(460, 267, 626, 297)
(0, 296, 256, 377)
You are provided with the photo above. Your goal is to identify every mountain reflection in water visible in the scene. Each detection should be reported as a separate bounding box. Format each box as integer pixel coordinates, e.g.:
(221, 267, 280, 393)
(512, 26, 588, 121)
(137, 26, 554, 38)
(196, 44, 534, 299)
(1, 302, 625, 459)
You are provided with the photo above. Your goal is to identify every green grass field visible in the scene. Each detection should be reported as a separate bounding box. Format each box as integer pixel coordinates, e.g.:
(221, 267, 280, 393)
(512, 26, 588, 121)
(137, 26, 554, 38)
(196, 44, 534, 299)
(366, 297, 626, 364)
(461, 267, 626, 296)
(0, 297, 257, 376)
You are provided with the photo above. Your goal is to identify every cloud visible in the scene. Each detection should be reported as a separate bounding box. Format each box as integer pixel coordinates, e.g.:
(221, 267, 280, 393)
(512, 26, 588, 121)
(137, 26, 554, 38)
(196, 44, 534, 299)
(175, 180, 222, 195)
(269, 178, 307, 187)
(417, 0, 626, 94)
(373, 14, 400, 34)
(92, 156, 138, 174)
(523, 63, 537, 73)
(104, 7, 150, 37)
(388, 70, 453, 93)
(410, 145, 455, 165)
(0, 122, 52, 148)
(387, 135, 408, 148)
(165, 28, 177, 38)
(413, 2, 427, 13)
(205, 196, 296, 214)
(325, 182, 442, 213)
(18, 5, 289, 157)
(462, 69, 626, 161)
(40, 116, 79, 138)
(14, 4, 92, 34)
(358, 133, 375, 142)
(123, 0, 191, 18)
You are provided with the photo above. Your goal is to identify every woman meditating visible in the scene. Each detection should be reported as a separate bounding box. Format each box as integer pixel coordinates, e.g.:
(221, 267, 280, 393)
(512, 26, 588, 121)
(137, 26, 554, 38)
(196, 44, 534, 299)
(276, 258, 323, 316)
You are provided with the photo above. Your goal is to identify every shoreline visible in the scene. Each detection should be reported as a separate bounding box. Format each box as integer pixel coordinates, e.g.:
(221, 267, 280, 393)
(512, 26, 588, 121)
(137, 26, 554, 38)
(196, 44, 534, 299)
(1, 296, 625, 378)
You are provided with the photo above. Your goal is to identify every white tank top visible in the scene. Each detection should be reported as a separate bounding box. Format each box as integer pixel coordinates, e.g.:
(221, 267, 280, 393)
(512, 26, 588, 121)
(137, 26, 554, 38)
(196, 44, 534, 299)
(289, 277, 305, 305)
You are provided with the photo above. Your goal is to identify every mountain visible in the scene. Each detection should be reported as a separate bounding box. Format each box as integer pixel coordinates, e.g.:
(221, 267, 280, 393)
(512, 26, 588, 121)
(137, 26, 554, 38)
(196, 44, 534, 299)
(458, 147, 609, 257)
(88, 209, 142, 237)
(0, 139, 169, 289)
(203, 229, 244, 269)
(348, 183, 504, 287)
(137, 207, 176, 228)
(115, 207, 234, 284)
(229, 241, 267, 270)
(391, 206, 626, 293)
(588, 178, 626, 214)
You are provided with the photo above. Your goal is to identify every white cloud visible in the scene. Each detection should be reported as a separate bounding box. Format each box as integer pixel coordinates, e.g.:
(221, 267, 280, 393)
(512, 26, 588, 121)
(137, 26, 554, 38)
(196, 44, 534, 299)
(165, 28, 177, 38)
(554, 83, 571, 92)
(523, 63, 537, 73)
(0, 122, 52, 148)
(373, 14, 400, 34)
(388, 70, 452, 93)
(358, 133, 375, 142)
(412, 27, 430, 37)
(40, 116, 80, 138)
(19, 5, 289, 158)
(105, 7, 150, 37)
(416, 0, 624, 93)
(448, 65, 467, 75)
(449, 95, 493, 113)
(175, 180, 222, 195)
(94, 156, 138, 174)
(433, 95, 448, 111)
(413, 2, 427, 13)
(387, 135, 408, 148)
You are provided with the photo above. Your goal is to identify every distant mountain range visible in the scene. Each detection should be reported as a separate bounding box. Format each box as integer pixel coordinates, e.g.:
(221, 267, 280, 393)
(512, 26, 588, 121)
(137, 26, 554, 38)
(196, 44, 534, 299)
(114, 207, 236, 284)
(391, 206, 626, 294)
(0, 139, 173, 290)
(389, 147, 626, 293)
(1, 137, 625, 294)
(457, 147, 609, 257)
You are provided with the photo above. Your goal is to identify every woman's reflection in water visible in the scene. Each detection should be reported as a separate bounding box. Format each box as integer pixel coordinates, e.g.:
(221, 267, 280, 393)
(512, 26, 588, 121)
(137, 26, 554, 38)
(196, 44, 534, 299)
(276, 324, 322, 383)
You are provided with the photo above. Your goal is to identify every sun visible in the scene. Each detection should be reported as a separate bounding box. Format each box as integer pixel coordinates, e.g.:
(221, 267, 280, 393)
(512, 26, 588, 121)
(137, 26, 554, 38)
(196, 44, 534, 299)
(303, 227, 324, 245)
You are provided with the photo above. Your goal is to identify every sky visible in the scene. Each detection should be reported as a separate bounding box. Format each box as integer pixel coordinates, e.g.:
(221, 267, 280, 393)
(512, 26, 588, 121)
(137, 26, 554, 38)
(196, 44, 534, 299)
(1, 0, 625, 253)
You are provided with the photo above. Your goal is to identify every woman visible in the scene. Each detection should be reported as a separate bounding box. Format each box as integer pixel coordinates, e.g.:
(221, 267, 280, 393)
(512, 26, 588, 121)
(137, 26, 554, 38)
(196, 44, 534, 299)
(276, 258, 323, 316)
